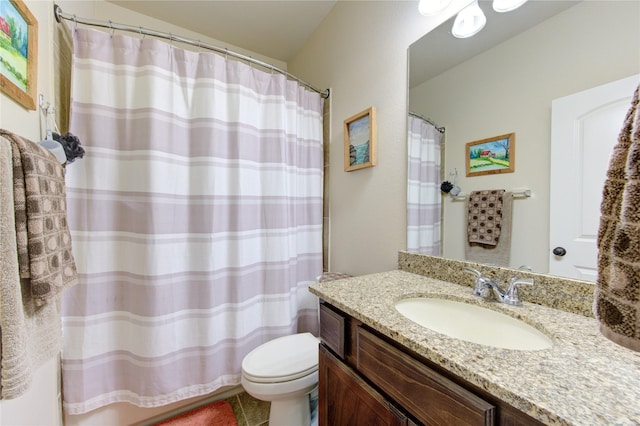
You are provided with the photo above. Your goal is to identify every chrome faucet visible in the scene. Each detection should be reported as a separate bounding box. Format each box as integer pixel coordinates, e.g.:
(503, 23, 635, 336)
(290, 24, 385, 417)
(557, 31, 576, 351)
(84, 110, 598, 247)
(463, 267, 533, 306)
(464, 267, 497, 299)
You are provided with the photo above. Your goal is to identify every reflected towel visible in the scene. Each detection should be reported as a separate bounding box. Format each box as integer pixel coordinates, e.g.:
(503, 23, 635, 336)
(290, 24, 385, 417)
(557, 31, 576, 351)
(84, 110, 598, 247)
(465, 192, 513, 267)
(467, 189, 505, 246)
(595, 83, 640, 352)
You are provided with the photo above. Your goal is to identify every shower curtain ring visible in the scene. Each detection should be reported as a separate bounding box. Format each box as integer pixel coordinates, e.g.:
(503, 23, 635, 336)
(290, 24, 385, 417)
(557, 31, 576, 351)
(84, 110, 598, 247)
(73, 14, 77, 31)
(169, 33, 174, 45)
(109, 20, 114, 37)
(139, 26, 145, 39)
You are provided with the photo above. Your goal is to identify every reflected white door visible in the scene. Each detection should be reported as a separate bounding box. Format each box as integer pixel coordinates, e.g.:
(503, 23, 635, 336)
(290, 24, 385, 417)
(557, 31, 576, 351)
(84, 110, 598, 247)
(549, 75, 639, 281)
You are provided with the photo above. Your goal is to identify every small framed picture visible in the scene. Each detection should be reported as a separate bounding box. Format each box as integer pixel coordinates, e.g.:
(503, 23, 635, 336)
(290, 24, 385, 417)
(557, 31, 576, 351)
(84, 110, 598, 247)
(465, 133, 515, 177)
(0, 0, 38, 110)
(344, 107, 376, 172)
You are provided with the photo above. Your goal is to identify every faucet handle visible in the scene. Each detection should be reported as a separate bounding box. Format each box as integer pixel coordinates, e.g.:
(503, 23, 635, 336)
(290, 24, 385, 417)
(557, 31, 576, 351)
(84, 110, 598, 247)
(503, 277, 533, 305)
(464, 267, 482, 278)
(464, 267, 493, 298)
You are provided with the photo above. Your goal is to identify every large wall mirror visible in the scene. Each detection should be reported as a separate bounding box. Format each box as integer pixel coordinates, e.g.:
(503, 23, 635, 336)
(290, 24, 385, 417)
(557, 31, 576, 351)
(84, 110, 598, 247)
(407, 0, 640, 280)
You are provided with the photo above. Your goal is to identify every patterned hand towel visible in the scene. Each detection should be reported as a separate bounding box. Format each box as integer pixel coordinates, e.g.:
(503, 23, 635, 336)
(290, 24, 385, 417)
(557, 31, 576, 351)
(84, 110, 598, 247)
(0, 136, 64, 399)
(465, 191, 513, 267)
(595, 83, 640, 352)
(0, 129, 78, 306)
(467, 190, 505, 246)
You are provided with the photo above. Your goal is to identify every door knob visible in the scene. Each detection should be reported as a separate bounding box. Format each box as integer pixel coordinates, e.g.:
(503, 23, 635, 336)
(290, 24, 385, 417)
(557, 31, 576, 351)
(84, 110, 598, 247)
(553, 247, 567, 256)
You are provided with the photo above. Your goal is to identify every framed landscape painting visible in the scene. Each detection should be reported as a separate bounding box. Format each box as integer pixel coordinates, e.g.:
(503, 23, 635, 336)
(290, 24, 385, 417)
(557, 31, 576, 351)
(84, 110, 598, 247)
(465, 133, 515, 177)
(344, 107, 377, 172)
(0, 0, 38, 110)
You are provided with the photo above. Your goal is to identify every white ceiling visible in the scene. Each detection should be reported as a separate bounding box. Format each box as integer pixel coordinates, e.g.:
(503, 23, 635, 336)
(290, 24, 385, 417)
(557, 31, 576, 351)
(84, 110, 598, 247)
(409, 0, 581, 88)
(107, 0, 338, 62)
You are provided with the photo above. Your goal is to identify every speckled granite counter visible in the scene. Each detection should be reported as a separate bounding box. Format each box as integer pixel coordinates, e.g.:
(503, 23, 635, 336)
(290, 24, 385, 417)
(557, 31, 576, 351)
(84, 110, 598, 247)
(309, 269, 640, 425)
(397, 251, 597, 317)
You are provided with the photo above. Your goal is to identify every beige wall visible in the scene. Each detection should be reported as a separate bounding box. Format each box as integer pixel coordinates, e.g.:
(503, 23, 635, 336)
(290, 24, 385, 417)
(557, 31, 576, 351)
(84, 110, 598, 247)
(289, 0, 473, 276)
(409, 1, 640, 273)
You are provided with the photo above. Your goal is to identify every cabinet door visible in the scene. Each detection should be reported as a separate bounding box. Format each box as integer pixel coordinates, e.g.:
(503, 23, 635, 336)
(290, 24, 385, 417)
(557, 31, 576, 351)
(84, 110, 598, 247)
(356, 327, 495, 426)
(319, 345, 409, 426)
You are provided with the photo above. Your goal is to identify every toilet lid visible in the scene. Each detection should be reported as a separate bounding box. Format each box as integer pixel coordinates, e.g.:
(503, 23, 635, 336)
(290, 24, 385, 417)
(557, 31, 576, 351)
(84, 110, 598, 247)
(242, 333, 319, 383)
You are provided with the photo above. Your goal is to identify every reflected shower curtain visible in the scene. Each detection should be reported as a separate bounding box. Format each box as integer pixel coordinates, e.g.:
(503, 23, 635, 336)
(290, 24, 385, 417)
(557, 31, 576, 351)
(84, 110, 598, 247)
(407, 115, 442, 255)
(62, 29, 323, 414)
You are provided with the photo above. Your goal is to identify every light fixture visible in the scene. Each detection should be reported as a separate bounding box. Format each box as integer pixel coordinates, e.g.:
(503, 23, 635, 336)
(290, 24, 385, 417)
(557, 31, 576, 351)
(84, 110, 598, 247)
(451, 0, 486, 39)
(492, 0, 528, 13)
(418, 0, 453, 16)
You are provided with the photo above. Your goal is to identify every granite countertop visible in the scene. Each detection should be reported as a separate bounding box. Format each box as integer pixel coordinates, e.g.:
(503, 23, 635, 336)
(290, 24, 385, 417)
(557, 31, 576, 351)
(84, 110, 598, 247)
(309, 270, 640, 426)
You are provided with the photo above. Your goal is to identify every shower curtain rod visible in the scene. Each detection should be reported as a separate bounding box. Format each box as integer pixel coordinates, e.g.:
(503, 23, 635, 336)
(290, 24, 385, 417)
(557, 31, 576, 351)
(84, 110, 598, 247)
(409, 112, 445, 133)
(53, 4, 330, 99)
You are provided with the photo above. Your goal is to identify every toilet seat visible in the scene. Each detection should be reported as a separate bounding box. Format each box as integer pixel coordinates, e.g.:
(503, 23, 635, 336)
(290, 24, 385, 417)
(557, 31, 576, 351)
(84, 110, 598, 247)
(242, 332, 319, 383)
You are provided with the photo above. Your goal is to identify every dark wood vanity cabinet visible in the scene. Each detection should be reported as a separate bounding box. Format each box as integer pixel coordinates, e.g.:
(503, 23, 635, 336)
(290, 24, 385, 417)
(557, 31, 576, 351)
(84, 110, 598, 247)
(320, 346, 414, 425)
(318, 301, 544, 426)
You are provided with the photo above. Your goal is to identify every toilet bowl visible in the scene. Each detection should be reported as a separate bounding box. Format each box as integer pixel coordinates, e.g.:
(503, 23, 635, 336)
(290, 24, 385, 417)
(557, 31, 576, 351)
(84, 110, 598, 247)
(241, 332, 319, 425)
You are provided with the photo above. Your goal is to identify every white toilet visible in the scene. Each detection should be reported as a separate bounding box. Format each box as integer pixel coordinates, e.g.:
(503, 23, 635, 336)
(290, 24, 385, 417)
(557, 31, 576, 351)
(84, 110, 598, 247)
(241, 332, 319, 426)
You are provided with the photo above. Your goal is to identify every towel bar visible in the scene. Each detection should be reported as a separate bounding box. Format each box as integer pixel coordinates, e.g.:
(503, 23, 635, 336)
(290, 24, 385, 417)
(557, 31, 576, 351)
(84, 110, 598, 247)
(451, 189, 531, 201)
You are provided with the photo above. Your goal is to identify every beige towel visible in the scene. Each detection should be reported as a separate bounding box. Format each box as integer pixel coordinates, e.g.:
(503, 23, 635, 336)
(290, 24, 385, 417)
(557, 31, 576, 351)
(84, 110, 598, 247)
(317, 272, 353, 282)
(1, 129, 78, 305)
(0, 135, 64, 399)
(595, 83, 640, 352)
(464, 192, 513, 267)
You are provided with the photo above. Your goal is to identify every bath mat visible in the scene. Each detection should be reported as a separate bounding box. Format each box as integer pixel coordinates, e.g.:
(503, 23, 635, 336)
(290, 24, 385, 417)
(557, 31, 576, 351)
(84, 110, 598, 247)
(154, 400, 237, 426)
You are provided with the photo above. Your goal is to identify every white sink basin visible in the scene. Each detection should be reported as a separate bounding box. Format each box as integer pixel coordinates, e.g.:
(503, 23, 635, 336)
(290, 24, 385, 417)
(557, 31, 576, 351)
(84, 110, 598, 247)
(395, 297, 552, 351)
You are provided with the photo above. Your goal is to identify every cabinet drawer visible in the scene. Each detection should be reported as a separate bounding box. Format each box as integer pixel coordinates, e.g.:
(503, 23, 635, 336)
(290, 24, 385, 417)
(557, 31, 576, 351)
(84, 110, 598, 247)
(319, 302, 346, 358)
(356, 327, 495, 426)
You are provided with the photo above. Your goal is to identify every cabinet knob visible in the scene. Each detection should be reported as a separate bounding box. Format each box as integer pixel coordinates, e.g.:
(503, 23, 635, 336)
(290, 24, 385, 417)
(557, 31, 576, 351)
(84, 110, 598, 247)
(553, 247, 567, 256)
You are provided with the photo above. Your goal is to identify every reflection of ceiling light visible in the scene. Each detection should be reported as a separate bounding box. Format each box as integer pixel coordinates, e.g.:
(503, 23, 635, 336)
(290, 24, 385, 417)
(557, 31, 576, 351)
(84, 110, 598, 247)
(492, 0, 528, 13)
(418, 0, 453, 16)
(451, 0, 486, 38)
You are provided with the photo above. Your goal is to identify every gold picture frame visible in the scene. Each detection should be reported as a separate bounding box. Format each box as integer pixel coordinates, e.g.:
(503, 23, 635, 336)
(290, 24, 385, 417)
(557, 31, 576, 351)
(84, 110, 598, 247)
(465, 133, 515, 177)
(344, 107, 377, 172)
(0, 0, 38, 110)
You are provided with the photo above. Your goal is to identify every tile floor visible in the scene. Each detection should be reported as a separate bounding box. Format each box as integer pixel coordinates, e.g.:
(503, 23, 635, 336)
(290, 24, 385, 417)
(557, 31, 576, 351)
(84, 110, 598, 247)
(224, 390, 318, 426)
(225, 391, 271, 426)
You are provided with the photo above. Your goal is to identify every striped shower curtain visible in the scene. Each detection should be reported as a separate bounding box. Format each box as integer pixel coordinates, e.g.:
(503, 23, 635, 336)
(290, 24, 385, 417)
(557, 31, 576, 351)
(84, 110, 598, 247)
(62, 28, 323, 414)
(407, 115, 442, 255)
